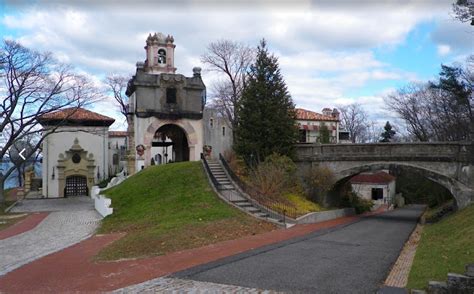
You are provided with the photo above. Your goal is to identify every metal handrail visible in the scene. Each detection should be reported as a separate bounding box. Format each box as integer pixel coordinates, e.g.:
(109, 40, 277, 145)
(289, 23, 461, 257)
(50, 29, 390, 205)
(219, 153, 298, 220)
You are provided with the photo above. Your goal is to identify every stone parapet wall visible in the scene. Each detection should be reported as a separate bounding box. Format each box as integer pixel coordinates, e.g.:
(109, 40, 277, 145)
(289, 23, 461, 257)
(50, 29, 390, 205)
(294, 142, 474, 209)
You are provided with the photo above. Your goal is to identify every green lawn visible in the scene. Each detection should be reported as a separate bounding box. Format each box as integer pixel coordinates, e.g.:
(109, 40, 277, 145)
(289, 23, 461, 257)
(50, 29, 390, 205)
(1, 191, 27, 231)
(97, 161, 276, 260)
(407, 203, 474, 289)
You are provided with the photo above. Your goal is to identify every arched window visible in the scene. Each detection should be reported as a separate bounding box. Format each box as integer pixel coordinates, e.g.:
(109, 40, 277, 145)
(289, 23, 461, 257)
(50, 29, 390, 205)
(210, 118, 214, 128)
(158, 49, 166, 64)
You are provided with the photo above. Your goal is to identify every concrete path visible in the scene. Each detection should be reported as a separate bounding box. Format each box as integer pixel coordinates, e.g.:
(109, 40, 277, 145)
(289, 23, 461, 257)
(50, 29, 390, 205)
(114, 277, 283, 293)
(0, 197, 101, 276)
(173, 205, 425, 294)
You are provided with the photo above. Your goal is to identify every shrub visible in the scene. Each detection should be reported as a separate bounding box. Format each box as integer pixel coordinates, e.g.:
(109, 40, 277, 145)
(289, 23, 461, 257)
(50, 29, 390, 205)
(303, 165, 335, 204)
(341, 191, 374, 214)
(224, 150, 248, 178)
(98, 178, 112, 189)
(247, 153, 297, 199)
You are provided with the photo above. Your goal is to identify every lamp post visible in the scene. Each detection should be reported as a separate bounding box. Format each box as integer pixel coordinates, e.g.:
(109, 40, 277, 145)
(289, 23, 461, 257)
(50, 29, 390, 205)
(159, 132, 169, 164)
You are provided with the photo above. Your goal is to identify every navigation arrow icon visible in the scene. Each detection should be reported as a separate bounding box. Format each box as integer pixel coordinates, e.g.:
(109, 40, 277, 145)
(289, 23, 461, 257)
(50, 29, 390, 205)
(19, 148, 26, 160)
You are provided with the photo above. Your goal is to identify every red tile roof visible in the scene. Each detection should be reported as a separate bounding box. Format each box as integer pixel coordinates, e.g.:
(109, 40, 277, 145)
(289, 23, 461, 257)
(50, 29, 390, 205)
(38, 108, 115, 126)
(296, 108, 339, 121)
(109, 131, 128, 137)
(350, 171, 396, 184)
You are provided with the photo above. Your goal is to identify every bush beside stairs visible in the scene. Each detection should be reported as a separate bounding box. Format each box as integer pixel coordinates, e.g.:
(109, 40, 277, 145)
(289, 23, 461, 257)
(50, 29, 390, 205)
(205, 159, 286, 226)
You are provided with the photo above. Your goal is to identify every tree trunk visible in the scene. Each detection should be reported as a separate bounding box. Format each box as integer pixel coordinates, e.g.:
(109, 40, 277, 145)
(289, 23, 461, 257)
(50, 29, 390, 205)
(17, 166, 23, 187)
(0, 176, 5, 204)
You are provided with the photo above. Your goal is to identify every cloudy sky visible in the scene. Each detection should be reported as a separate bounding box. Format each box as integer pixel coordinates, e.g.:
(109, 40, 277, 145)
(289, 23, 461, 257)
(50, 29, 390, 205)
(1, 0, 472, 131)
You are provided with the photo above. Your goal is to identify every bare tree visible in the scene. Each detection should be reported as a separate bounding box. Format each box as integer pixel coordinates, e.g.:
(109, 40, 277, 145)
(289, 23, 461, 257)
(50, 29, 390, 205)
(452, 0, 474, 25)
(384, 83, 434, 141)
(0, 40, 99, 203)
(8, 133, 41, 188)
(339, 103, 370, 143)
(360, 121, 381, 143)
(385, 60, 473, 142)
(201, 40, 254, 134)
(105, 74, 131, 126)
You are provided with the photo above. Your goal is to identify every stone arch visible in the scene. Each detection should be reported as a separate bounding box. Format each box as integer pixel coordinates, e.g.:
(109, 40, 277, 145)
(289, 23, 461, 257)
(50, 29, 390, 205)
(143, 119, 199, 165)
(331, 162, 472, 209)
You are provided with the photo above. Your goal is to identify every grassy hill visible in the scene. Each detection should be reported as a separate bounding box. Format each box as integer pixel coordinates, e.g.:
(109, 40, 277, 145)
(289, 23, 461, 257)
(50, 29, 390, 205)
(407, 203, 474, 289)
(96, 161, 276, 260)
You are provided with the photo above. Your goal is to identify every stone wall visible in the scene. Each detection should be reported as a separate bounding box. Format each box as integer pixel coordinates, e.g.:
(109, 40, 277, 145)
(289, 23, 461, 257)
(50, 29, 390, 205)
(295, 208, 355, 224)
(424, 264, 474, 293)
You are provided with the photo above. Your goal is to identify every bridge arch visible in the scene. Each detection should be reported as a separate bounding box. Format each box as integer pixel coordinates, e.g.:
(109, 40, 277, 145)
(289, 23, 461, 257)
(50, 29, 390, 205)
(329, 162, 471, 209)
(295, 142, 474, 209)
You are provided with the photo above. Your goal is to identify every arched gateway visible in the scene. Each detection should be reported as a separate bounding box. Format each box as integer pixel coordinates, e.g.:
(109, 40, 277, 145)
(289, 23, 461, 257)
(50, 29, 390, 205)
(125, 33, 206, 173)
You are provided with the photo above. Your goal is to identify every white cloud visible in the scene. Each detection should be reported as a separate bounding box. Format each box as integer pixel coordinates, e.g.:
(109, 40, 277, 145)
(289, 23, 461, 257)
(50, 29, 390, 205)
(0, 0, 459, 129)
(437, 44, 451, 56)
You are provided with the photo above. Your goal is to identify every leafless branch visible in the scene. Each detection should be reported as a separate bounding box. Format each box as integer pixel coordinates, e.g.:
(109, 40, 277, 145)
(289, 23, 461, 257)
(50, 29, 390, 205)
(201, 40, 255, 132)
(0, 40, 101, 202)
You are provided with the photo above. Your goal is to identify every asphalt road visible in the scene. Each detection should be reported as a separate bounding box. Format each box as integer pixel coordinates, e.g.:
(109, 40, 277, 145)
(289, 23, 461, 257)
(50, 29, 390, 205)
(174, 205, 425, 294)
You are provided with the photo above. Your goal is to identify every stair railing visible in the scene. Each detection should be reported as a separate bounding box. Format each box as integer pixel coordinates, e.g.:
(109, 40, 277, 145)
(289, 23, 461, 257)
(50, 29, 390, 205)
(219, 153, 297, 222)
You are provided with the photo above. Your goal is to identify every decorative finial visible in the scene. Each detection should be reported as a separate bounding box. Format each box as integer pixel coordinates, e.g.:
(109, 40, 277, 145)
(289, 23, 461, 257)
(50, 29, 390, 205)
(193, 67, 202, 77)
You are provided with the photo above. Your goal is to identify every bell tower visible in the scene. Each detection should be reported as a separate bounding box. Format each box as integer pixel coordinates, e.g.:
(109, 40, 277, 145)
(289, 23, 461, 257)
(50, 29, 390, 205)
(144, 32, 176, 74)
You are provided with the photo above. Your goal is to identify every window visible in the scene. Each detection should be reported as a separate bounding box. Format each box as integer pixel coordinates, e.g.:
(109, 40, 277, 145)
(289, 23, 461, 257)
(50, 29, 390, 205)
(72, 153, 81, 164)
(158, 49, 166, 64)
(222, 126, 226, 136)
(210, 118, 214, 128)
(113, 154, 119, 165)
(166, 88, 177, 104)
(299, 130, 307, 143)
(371, 188, 383, 200)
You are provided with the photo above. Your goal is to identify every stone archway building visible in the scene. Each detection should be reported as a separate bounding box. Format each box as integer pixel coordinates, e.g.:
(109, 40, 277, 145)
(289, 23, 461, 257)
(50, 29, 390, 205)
(126, 33, 206, 172)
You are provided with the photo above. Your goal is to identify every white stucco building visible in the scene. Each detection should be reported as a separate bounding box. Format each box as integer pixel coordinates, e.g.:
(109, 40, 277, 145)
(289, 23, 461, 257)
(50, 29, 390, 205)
(203, 108, 233, 159)
(38, 108, 115, 198)
(350, 171, 396, 205)
(108, 131, 128, 175)
(296, 108, 341, 143)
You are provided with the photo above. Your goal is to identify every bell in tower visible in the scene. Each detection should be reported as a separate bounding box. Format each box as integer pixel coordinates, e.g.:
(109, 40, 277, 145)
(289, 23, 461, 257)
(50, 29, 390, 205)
(144, 32, 177, 74)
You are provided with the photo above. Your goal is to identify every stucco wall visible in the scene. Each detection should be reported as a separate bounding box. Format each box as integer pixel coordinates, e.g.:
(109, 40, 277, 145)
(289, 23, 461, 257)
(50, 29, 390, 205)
(133, 72, 205, 115)
(42, 126, 109, 198)
(352, 180, 395, 204)
(203, 108, 233, 159)
(108, 136, 127, 175)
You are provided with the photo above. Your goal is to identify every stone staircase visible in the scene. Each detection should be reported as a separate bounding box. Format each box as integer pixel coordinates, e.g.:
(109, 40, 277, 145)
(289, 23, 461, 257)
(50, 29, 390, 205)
(206, 159, 284, 225)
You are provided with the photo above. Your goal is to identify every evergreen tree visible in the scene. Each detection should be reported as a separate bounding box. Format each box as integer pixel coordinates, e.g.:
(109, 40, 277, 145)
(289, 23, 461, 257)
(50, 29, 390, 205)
(235, 39, 298, 163)
(319, 123, 330, 144)
(380, 121, 396, 142)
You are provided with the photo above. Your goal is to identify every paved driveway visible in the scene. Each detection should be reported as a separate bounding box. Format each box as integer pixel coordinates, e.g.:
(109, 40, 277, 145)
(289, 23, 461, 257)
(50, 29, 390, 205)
(173, 205, 424, 294)
(0, 197, 101, 276)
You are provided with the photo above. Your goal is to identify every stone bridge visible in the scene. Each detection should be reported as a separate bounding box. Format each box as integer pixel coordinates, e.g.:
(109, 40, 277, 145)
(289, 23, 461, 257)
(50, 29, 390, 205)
(295, 142, 474, 209)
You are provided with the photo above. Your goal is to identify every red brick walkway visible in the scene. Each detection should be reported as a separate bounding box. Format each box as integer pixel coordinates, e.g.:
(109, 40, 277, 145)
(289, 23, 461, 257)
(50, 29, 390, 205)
(0, 214, 366, 293)
(0, 212, 49, 241)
